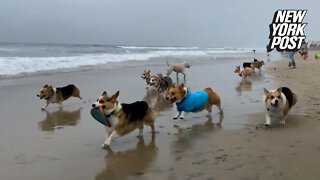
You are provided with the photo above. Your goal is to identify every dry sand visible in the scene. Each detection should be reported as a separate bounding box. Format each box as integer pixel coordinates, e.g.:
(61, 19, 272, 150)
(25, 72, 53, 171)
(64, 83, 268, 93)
(0, 51, 320, 180)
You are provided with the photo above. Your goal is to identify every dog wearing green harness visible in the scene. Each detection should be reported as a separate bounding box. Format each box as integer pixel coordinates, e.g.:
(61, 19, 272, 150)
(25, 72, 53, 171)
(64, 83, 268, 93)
(167, 83, 223, 119)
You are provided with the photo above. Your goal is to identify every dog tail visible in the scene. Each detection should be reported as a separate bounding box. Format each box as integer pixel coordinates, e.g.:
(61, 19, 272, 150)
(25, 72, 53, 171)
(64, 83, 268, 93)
(204, 87, 221, 105)
(166, 57, 169, 66)
(204, 87, 223, 115)
(292, 92, 297, 106)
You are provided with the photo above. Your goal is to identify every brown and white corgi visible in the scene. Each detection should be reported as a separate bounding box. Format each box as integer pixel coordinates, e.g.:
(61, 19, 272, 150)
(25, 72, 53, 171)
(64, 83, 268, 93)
(251, 59, 265, 72)
(167, 83, 223, 119)
(149, 75, 173, 97)
(234, 66, 252, 78)
(141, 70, 151, 88)
(263, 87, 297, 126)
(141, 70, 163, 89)
(243, 59, 265, 72)
(92, 91, 156, 148)
(37, 84, 82, 110)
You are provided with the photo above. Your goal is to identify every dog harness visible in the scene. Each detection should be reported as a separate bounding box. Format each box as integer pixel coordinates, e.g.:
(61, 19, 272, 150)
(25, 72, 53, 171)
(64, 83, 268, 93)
(176, 89, 209, 112)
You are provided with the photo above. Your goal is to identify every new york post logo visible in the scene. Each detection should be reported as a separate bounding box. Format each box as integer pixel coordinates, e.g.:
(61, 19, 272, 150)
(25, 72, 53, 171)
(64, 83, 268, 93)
(267, 10, 307, 52)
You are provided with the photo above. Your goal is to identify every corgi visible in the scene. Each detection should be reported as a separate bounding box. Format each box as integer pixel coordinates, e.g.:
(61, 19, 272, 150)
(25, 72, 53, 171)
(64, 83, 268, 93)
(234, 66, 252, 78)
(149, 73, 163, 88)
(149, 75, 173, 96)
(263, 87, 297, 126)
(141, 70, 163, 89)
(92, 91, 156, 148)
(141, 70, 151, 88)
(250, 59, 265, 72)
(243, 59, 264, 72)
(166, 59, 190, 80)
(167, 83, 223, 119)
(37, 84, 82, 110)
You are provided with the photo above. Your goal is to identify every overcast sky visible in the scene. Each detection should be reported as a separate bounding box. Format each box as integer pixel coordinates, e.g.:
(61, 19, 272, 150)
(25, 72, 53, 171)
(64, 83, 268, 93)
(0, 0, 319, 47)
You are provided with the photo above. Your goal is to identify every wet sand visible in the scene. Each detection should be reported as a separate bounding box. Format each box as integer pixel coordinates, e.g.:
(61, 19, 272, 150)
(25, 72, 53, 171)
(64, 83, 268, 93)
(0, 52, 320, 180)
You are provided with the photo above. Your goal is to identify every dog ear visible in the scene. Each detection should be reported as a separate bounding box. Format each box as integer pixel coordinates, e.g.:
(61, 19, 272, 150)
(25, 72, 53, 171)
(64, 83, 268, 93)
(277, 87, 282, 93)
(49, 85, 52, 89)
(43, 84, 48, 87)
(179, 83, 184, 89)
(112, 91, 120, 100)
(263, 88, 269, 95)
(102, 91, 107, 96)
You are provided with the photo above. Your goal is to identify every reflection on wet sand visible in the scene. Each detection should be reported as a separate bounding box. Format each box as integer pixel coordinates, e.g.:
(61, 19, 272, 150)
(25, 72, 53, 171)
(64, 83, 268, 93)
(143, 88, 173, 114)
(38, 107, 82, 132)
(235, 78, 252, 94)
(172, 115, 223, 150)
(95, 135, 157, 180)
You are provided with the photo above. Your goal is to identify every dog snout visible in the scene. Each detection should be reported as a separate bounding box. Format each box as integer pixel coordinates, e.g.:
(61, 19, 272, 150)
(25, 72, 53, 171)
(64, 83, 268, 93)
(36, 94, 39, 97)
(92, 104, 96, 107)
(275, 99, 279, 104)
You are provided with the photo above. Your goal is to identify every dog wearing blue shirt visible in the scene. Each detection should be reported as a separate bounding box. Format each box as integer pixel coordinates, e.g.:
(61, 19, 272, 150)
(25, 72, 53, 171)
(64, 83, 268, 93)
(167, 83, 223, 119)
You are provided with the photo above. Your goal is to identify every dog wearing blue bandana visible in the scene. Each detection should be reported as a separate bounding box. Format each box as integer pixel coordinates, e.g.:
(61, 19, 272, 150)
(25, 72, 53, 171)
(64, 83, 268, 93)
(167, 83, 223, 119)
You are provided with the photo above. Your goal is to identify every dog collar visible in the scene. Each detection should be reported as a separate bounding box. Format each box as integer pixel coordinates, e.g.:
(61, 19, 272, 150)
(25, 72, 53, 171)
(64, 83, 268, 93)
(104, 102, 121, 117)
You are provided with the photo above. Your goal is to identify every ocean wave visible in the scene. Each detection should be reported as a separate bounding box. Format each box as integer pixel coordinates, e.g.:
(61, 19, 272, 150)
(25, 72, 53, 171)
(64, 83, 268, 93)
(0, 50, 209, 76)
(0, 45, 261, 77)
(117, 46, 200, 50)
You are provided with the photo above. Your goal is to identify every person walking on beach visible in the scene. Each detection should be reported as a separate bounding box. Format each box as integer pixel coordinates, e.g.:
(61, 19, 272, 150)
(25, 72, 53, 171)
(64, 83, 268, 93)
(287, 51, 296, 69)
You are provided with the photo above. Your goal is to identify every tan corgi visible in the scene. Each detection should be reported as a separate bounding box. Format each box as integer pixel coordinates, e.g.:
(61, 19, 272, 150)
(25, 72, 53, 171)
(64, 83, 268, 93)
(92, 91, 156, 148)
(263, 87, 297, 126)
(167, 83, 223, 119)
(234, 66, 252, 78)
(37, 84, 82, 110)
(141, 70, 151, 88)
(243, 59, 265, 72)
(251, 60, 265, 72)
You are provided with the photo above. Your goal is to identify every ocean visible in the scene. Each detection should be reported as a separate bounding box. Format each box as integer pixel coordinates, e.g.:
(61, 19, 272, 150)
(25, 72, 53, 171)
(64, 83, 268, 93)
(0, 43, 267, 78)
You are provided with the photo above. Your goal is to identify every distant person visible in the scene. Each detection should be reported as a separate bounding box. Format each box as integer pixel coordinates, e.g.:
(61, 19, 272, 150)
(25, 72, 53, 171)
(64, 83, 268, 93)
(287, 51, 296, 69)
(252, 49, 256, 54)
(299, 39, 308, 59)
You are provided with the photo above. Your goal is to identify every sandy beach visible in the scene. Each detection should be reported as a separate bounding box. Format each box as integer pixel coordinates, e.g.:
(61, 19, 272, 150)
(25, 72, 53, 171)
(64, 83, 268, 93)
(0, 51, 320, 180)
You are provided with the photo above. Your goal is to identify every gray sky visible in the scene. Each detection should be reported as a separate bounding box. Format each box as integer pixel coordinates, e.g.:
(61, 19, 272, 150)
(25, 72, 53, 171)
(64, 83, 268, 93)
(0, 0, 319, 47)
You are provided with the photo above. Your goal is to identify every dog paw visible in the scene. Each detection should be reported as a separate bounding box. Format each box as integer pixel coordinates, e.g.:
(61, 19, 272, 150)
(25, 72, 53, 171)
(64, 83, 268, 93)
(279, 120, 286, 125)
(41, 108, 45, 111)
(101, 143, 109, 149)
(179, 116, 184, 119)
(264, 123, 271, 127)
(173, 116, 179, 120)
